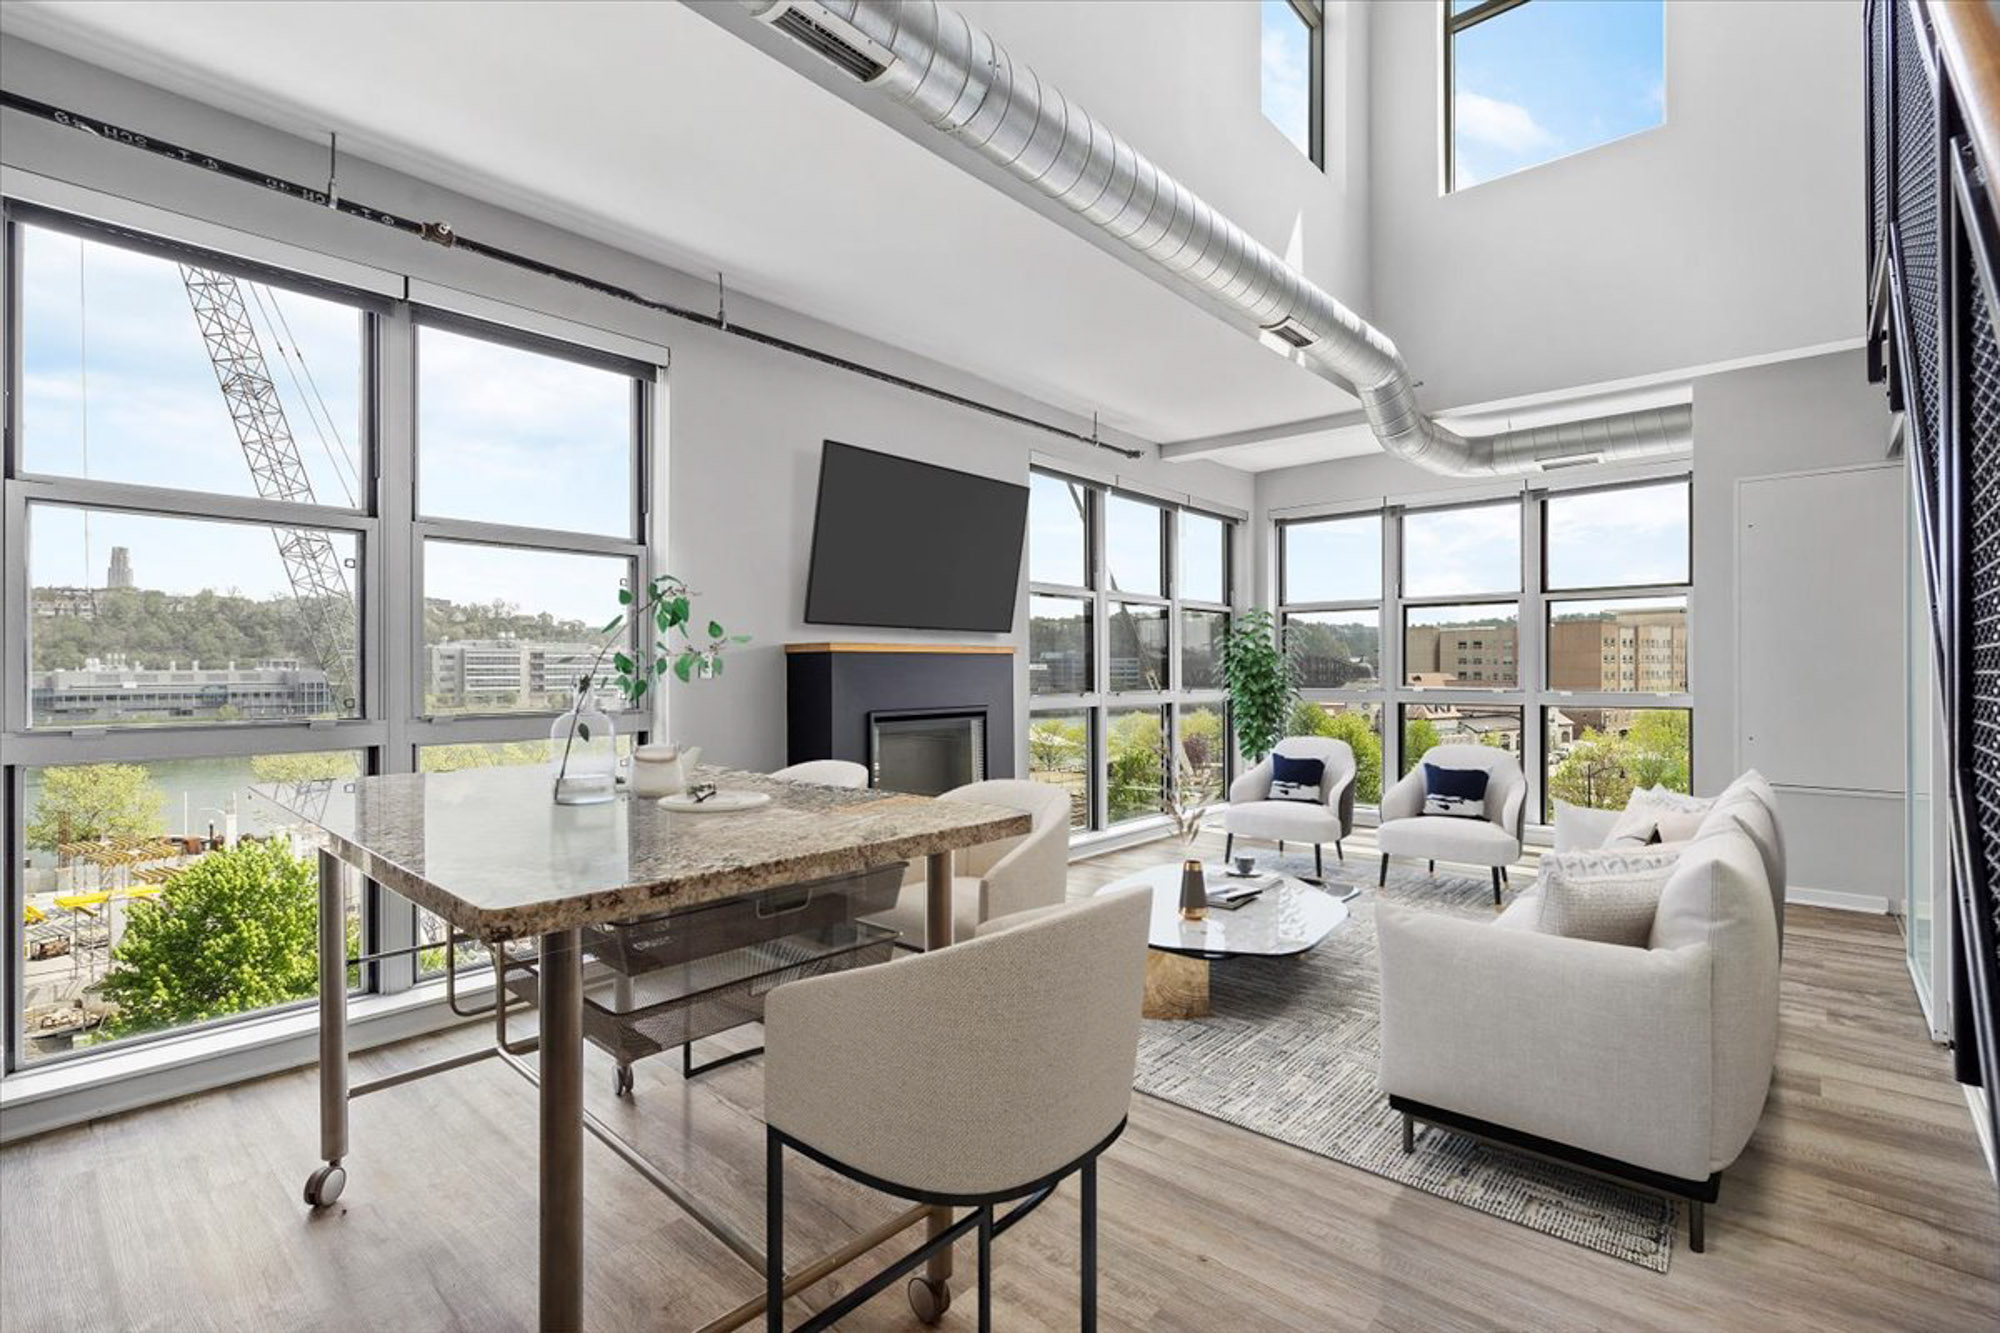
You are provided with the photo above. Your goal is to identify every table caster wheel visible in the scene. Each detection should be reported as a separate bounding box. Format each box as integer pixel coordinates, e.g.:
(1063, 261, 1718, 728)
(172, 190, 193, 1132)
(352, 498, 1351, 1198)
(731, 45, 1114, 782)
(907, 1275, 950, 1325)
(303, 1162, 346, 1208)
(613, 1065, 634, 1098)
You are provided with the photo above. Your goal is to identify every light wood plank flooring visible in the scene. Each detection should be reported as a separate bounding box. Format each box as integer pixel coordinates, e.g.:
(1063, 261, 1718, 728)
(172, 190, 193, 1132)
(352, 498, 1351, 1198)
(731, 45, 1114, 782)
(1, 828, 1993, 1332)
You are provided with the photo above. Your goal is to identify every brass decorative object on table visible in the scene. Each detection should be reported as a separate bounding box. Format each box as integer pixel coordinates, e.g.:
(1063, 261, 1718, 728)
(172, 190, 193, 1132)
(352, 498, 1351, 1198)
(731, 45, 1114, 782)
(1178, 858, 1208, 922)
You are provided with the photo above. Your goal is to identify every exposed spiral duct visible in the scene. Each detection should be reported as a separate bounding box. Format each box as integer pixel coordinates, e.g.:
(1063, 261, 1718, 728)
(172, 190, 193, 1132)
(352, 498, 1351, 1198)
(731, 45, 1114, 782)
(742, 0, 1693, 476)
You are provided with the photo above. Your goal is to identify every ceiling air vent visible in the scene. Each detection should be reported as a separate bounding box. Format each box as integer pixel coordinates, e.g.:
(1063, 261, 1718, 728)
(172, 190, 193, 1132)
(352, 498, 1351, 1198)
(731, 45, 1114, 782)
(1262, 316, 1317, 350)
(762, 2, 893, 83)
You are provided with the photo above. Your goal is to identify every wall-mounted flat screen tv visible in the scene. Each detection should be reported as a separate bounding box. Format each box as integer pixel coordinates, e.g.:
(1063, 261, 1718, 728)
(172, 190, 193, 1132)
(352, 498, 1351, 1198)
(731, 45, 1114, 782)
(804, 441, 1029, 633)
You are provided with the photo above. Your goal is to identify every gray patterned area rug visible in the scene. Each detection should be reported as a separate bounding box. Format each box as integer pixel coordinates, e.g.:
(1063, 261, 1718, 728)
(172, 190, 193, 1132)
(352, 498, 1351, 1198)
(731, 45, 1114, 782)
(1131, 853, 1676, 1272)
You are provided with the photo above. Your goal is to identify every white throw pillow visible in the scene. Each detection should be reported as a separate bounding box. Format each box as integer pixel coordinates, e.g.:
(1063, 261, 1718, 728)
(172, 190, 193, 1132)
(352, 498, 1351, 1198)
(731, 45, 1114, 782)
(1533, 854, 1675, 947)
(1603, 786, 1710, 848)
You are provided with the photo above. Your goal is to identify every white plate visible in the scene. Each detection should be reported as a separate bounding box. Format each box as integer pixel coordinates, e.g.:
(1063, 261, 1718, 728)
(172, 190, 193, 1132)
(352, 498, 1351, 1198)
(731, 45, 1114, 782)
(657, 790, 773, 814)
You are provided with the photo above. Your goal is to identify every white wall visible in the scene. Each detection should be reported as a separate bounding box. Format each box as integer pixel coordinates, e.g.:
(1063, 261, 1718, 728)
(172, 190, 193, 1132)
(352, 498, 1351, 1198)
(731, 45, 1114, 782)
(1691, 349, 1900, 903)
(957, 0, 1374, 320)
(0, 36, 1255, 775)
(1368, 0, 1864, 412)
(1252, 348, 1900, 900)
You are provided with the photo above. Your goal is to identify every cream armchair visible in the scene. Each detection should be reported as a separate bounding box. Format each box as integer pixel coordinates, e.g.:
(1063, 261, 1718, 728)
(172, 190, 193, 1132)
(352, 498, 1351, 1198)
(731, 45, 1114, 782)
(867, 778, 1072, 948)
(1376, 743, 1526, 903)
(1223, 737, 1356, 877)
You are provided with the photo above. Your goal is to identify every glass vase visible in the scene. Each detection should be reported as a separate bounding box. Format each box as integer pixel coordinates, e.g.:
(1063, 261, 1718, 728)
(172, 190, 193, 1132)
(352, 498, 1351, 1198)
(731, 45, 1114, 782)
(549, 698, 616, 805)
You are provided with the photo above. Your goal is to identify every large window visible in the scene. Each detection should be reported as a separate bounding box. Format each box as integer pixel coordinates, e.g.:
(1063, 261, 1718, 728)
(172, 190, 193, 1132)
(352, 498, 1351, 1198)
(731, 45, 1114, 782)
(1261, 0, 1324, 168)
(1027, 471, 1236, 832)
(1446, 0, 1666, 191)
(1278, 477, 1692, 823)
(2, 208, 658, 1072)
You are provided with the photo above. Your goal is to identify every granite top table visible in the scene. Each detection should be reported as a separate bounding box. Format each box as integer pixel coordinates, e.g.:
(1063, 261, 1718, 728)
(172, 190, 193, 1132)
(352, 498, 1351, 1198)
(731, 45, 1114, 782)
(256, 763, 1031, 941)
(261, 763, 1030, 1332)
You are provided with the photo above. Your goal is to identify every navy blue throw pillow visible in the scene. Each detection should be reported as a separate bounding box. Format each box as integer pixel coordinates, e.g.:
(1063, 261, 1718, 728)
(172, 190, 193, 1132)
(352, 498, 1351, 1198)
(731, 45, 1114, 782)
(1422, 764, 1489, 819)
(1269, 753, 1326, 803)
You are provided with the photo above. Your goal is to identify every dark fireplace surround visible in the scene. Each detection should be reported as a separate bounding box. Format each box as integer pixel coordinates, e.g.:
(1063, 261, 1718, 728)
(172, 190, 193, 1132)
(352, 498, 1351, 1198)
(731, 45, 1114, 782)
(785, 645, 1014, 796)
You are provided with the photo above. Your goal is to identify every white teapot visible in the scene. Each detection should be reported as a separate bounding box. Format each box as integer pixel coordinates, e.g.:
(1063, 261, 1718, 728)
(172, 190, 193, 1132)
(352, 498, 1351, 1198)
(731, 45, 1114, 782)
(631, 744, 702, 798)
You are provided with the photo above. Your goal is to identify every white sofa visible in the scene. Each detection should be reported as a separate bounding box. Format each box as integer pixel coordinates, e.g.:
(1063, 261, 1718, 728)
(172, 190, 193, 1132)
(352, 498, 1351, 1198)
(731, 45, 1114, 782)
(1376, 743, 1526, 903)
(1223, 737, 1356, 876)
(1375, 772, 1786, 1252)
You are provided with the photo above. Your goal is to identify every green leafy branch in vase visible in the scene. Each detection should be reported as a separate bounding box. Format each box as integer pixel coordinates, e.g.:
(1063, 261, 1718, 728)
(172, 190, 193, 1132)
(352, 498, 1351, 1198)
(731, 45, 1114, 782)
(554, 574, 749, 787)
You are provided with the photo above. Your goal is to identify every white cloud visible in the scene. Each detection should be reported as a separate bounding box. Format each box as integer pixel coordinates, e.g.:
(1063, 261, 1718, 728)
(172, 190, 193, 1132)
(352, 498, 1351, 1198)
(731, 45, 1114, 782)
(1455, 92, 1557, 155)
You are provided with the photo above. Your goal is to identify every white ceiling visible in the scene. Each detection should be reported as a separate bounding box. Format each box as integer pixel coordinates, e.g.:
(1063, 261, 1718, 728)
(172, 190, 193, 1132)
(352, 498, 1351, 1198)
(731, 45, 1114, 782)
(0, 0, 1358, 453)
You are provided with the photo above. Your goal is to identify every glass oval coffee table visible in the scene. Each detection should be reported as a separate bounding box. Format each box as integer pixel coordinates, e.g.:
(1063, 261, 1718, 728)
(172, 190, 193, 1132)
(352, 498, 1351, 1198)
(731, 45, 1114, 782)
(1097, 863, 1353, 1019)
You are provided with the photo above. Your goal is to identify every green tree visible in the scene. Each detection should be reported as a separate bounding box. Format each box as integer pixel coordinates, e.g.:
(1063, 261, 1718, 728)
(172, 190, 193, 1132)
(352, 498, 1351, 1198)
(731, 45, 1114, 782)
(1178, 707, 1227, 803)
(1401, 716, 1441, 775)
(98, 840, 337, 1037)
(1106, 710, 1164, 823)
(1547, 730, 1637, 811)
(1220, 609, 1294, 763)
(1624, 710, 1692, 792)
(249, 752, 362, 784)
(25, 764, 165, 854)
(419, 741, 551, 773)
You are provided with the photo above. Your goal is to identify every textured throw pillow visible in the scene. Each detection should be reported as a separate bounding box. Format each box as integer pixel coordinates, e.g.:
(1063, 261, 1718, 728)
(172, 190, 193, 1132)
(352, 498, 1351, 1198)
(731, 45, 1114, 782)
(1269, 752, 1326, 803)
(1540, 843, 1685, 878)
(1422, 764, 1489, 818)
(1533, 856, 1674, 947)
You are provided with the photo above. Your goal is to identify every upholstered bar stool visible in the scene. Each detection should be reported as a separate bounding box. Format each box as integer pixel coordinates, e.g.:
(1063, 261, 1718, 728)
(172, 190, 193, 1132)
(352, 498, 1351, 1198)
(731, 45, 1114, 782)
(761, 889, 1150, 1331)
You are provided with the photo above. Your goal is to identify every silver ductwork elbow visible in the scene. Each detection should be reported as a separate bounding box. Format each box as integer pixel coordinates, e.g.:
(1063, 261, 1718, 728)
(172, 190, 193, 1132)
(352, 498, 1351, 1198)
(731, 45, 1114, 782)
(741, 0, 1693, 477)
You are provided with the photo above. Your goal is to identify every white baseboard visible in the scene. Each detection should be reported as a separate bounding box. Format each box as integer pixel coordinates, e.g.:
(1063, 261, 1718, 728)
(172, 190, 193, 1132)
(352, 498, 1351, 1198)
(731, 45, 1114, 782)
(1967, 1085, 1997, 1183)
(1785, 885, 1893, 914)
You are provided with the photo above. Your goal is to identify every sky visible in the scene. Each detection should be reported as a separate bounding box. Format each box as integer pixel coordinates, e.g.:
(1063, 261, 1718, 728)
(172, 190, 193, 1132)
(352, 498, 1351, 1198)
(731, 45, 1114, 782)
(21, 224, 635, 624)
(1260, 0, 1313, 157)
(1451, 1, 1666, 188)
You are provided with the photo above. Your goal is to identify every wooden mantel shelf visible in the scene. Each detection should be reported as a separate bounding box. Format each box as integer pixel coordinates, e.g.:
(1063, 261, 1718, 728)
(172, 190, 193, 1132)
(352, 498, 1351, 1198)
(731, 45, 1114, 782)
(785, 642, 1014, 655)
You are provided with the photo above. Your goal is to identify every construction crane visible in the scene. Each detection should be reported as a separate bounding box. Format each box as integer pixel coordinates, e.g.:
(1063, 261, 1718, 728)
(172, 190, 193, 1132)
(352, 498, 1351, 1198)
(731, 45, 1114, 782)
(177, 266, 357, 711)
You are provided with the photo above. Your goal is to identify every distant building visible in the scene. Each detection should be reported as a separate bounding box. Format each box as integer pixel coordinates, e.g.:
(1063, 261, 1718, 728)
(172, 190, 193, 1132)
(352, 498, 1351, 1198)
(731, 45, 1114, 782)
(31, 658, 334, 724)
(1548, 610, 1687, 693)
(32, 587, 97, 620)
(427, 640, 601, 709)
(106, 547, 134, 590)
(1404, 622, 1518, 685)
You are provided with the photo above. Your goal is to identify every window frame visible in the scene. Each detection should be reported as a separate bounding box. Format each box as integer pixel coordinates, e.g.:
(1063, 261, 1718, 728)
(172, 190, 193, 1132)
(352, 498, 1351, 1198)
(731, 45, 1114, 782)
(1263, 0, 1327, 170)
(0, 201, 662, 1075)
(1276, 476, 1693, 825)
(1028, 470, 1237, 835)
(1444, 0, 1666, 195)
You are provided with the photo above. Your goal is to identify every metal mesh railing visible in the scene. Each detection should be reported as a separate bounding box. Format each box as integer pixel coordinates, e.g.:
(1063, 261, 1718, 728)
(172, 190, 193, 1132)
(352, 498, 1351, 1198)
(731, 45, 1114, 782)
(1895, 1, 1944, 483)
(1963, 234, 2000, 956)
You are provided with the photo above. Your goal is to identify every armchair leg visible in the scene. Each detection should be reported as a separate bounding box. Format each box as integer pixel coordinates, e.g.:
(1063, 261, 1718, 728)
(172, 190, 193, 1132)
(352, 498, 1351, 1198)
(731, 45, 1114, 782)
(1378, 854, 1390, 887)
(1081, 1159, 1098, 1332)
(1225, 833, 1234, 862)
(1401, 1113, 1415, 1155)
(1277, 839, 1284, 856)
(766, 1129, 785, 1332)
(1335, 838, 1345, 862)
(1490, 866, 1503, 905)
(1427, 859, 1434, 874)
(1314, 844, 1323, 878)
(1689, 1199, 1705, 1253)
(977, 1205, 994, 1333)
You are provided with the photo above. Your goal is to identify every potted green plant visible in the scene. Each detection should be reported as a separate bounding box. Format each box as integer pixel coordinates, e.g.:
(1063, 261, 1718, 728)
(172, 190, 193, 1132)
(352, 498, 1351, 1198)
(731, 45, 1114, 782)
(550, 575, 746, 805)
(1218, 608, 1295, 766)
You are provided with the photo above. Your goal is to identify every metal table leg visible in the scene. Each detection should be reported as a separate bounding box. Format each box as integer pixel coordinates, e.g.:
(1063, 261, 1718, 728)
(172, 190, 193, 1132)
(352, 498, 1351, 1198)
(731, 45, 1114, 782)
(540, 928, 586, 1332)
(304, 849, 349, 1207)
(910, 850, 956, 1322)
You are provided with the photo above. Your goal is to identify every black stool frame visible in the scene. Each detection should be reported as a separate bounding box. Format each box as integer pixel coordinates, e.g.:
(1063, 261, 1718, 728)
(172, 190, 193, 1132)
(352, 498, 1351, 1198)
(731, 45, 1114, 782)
(765, 1117, 1127, 1331)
